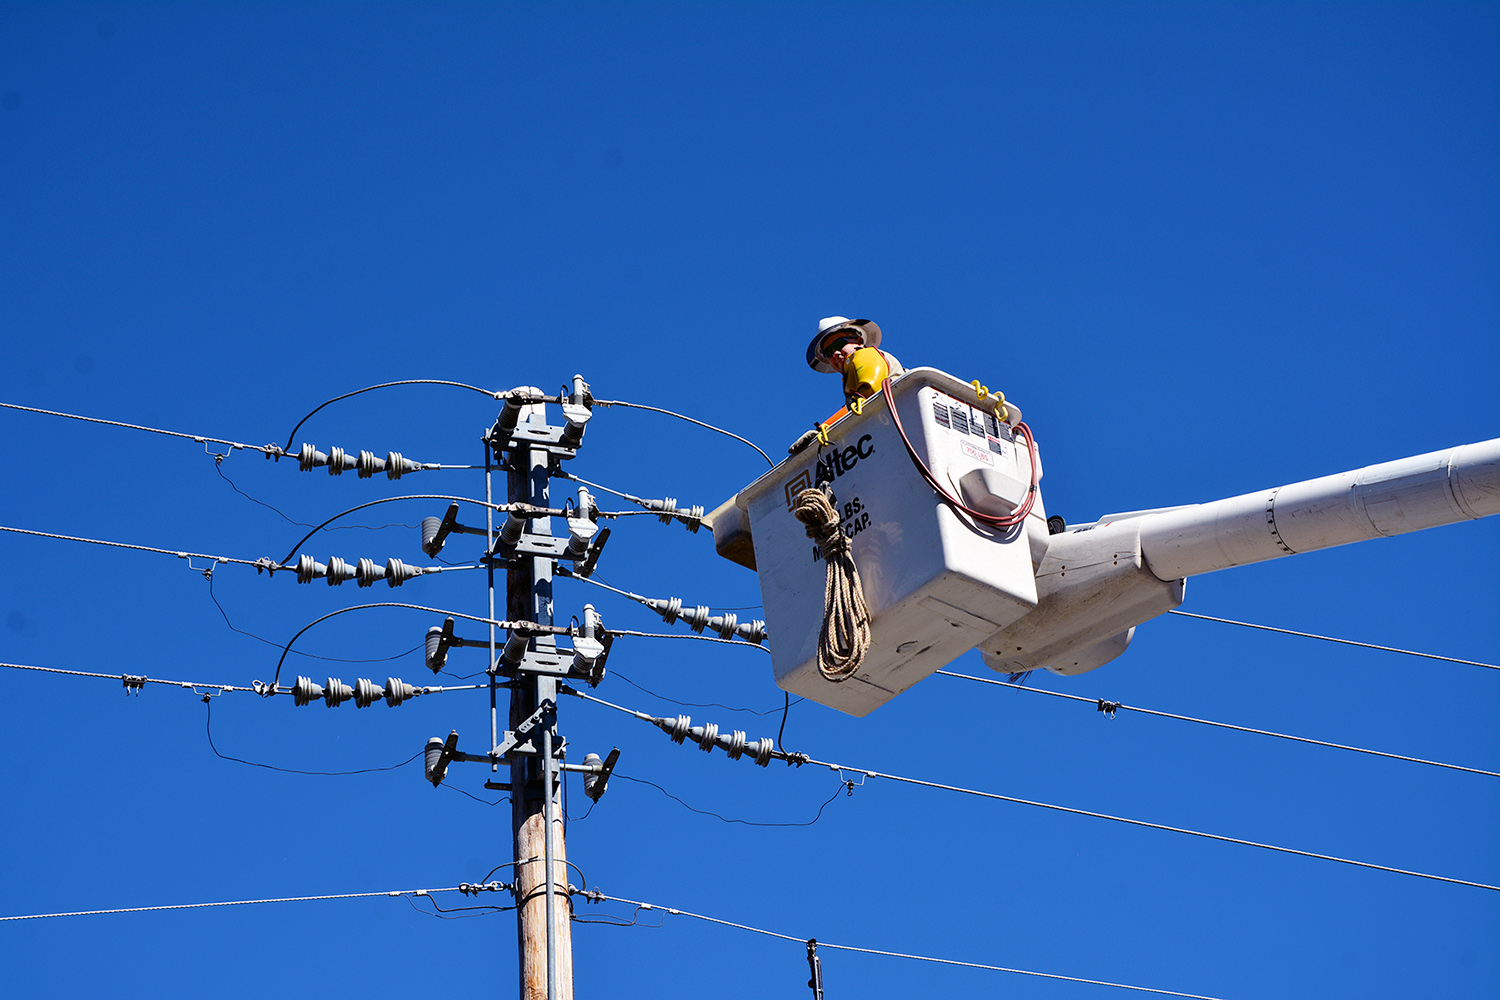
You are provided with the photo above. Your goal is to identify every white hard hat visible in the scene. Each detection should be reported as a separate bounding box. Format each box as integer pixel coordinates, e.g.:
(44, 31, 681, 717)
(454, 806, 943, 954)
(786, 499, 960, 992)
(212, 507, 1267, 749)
(806, 316, 883, 373)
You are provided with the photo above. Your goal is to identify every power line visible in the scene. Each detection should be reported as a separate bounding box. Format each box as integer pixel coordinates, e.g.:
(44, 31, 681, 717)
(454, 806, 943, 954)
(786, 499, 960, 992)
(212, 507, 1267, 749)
(267, 601, 572, 688)
(610, 628, 769, 651)
(213, 462, 419, 532)
(1, 660, 256, 694)
(609, 669, 801, 717)
(0, 524, 275, 570)
(1167, 610, 1498, 670)
(205, 574, 425, 664)
(0, 399, 283, 455)
(589, 397, 774, 465)
(205, 698, 426, 775)
(574, 689, 1500, 891)
(281, 379, 504, 450)
(613, 773, 845, 828)
(0, 659, 483, 700)
(796, 756, 1500, 892)
(0, 885, 474, 923)
(577, 891, 1231, 1000)
(934, 671, 1500, 778)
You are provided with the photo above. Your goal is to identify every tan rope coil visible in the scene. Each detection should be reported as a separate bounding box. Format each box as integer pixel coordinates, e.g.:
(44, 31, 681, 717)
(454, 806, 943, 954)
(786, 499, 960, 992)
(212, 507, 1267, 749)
(791, 487, 871, 682)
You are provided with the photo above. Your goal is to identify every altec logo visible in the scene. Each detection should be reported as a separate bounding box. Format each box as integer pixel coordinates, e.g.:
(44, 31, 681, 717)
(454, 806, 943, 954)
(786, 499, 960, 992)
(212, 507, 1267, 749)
(784, 433, 876, 507)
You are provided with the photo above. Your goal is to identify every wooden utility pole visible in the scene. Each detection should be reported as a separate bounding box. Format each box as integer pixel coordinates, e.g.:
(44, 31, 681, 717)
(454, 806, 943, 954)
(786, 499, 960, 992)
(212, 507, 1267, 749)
(504, 400, 574, 1000)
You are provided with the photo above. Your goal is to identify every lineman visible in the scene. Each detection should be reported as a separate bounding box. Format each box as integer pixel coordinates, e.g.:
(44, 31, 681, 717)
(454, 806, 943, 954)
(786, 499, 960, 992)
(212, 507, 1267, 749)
(806, 316, 906, 407)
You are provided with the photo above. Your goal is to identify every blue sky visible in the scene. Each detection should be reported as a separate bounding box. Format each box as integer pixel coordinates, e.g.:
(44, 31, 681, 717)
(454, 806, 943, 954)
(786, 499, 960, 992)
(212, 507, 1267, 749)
(1, 3, 1497, 997)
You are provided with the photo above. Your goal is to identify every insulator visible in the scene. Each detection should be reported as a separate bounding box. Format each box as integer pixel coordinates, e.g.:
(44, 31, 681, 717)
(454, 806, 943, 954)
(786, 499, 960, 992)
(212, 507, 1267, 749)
(648, 596, 683, 626)
(709, 612, 739, 640)
(502, 631, 529, 666)
(495, 392, 527, 436)
(498, 512, 526, 549)
(575, 487, 597, 521)
(356, 449, 383, 479)
(582, 752, 603, 798)
(421, 517, 444, 556)
(292, 675, 324, 706)
(649, 497, 679, 524)
(723, 730, 748, 760)
(355, 557, 381, 587)
(384, 558, 420, 587)
(425, 626, 447, 673)
(385, 452, 420, 480)
(659, 714, 691, 744)
(695, 722, 719, 753)
(677, 605, 712, 634)
(297, 443, 328, 471)
(326, 555, 356, 586)
(326, 446, 358, 476)
(424, 736, 448, 786)
(323, 677, 353, 707)
(751, 737, 774, 767)
(681, 504, 705, 533)
(384, 677, 416, 707)
(295, 554, 326, 584)
(736, 619, 768, 645)
(354, 676, 384, 708)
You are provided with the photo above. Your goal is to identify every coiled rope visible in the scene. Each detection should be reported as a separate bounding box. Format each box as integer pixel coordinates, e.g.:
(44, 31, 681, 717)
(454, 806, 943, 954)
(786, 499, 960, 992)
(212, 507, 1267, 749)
(791, 487, 870, 681)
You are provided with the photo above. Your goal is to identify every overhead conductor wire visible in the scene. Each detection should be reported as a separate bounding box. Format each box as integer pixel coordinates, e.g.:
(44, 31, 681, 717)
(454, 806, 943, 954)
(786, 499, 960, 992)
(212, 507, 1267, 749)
(0, 886, 478, 923)
(935, 670, 1500, 778)
(568, 689, 1500, 892)
(0, 400, 283, 455)
(1167, 610, 1499, 670)
(589, 397, 774, 466)
(578, 891, 1230, 1000)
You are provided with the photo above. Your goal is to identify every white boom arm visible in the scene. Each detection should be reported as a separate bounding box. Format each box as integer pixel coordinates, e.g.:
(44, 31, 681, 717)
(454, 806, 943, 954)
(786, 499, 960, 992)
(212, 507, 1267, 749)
(977, 438, 1500, 678)
(1138, 439, 1500, 580)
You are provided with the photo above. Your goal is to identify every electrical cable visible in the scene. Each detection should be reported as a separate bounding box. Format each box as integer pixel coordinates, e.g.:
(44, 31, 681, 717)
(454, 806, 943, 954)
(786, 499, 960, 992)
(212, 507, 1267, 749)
(204, 699, 425, 774)
(267, 602, 570, 688)
(407, 895, 513, 919)
(276, 493, 545, 564)
(577, 891, 1230, 1000)
(557, 571, 767, 651)
(608, 669, 800, 717)
(1167, 610, 1499, 670)
(577, 689, 1500, 891)
(614, 773, 845, 828)
(280, 379, 504, 451)
(0, 886, 474, 923)
(0, 524, 272, 570)
(206, 573, 424, 664)
(935, 670, 1500, 778)
(443, 784, 510, 807)
(609, 628, 769, 651)
(880, 374, 1039, 530)
(795, 756, 1500, 892)
(214, 462, 418, 533)
(0, 399, 283, 455)
(2, 660, 257, 694)
(589, 398, 774, 466)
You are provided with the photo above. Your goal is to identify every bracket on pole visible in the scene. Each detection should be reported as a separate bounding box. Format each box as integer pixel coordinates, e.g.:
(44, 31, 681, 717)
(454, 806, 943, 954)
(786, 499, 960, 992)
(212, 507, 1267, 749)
(807, 939, 824, 999)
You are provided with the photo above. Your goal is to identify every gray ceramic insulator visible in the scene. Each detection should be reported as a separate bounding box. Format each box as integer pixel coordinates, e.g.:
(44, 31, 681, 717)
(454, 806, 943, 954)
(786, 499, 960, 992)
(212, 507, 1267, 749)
(384, 677, 415, 707)
(425, 626, 447, 673)
(324, 677, 353, 707)
(353, 677, 384, 708)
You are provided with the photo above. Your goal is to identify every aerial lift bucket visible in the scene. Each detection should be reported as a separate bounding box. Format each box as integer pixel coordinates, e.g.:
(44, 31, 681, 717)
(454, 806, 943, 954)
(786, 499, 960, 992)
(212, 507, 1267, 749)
(712, 368, 1047, 716)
